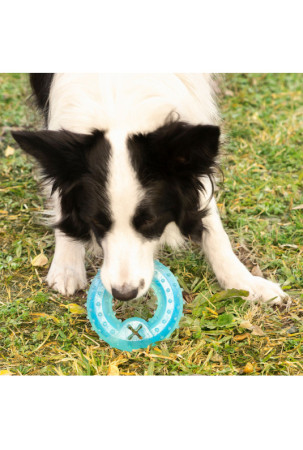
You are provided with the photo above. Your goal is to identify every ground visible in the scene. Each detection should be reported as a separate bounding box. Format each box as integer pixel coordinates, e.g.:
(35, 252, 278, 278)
(0, 73, 302, 375)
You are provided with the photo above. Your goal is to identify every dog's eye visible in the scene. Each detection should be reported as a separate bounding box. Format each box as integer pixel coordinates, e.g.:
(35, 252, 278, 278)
(137, 214, 159, 229)
(133, 212, 159, 233)
(139, 215, 158, 228)
(91, 218, 110, 235)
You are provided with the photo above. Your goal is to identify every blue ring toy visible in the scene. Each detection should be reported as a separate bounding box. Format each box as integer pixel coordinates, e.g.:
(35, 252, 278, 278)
(86, 260, 183, 352)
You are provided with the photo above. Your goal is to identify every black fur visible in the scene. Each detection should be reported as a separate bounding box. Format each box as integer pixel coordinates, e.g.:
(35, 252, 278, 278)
(128, 121, 220, 241)
(30, 74, 54, 123)
(12, 129, 112, 243)
(12, 115, 220, 246)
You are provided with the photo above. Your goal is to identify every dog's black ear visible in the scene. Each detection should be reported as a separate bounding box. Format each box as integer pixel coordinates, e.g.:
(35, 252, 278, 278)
(12, 129, 103, 189)
(161, 122, 220, 172)
(130, 121, 220, 178)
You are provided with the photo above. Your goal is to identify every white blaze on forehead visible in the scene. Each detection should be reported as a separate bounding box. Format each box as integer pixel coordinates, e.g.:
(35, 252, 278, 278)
(101, 129, 156, 296)
(106, 129, 142, 227)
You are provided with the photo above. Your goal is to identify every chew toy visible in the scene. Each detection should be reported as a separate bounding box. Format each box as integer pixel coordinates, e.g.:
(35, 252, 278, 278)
(86, 260, 183, 351)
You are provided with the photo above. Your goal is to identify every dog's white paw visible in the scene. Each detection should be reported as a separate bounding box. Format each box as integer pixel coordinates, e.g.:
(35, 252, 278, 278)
(245, 276, 289, 305)
(46, 262, 87, 296)
(224, 275, 289, 305)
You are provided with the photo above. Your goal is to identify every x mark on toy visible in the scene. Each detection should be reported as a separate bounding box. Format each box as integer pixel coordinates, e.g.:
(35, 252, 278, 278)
(127, 325, 143, 340)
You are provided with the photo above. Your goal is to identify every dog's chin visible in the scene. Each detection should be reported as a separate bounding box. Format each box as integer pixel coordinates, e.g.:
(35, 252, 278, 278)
(134, 283, 152, 301)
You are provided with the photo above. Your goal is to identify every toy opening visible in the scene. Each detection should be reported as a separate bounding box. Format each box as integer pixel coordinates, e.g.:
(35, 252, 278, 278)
(113, 288, 158, 321)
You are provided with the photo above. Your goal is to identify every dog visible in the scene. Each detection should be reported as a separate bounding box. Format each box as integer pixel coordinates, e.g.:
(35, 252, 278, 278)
(12, 73, 288, 304)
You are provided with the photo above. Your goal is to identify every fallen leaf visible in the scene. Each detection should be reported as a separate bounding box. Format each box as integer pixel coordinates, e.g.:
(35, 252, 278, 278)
(251, 265, 263, 277)
(31, 313, 60, 324)
(251, 325, 266, 336)
(243, 362, 254, 374)
(66, 303, 86, 315)
(0, 210, 8, 215)
(240, 320, 253, 330)
(108, 364, 119, 376)
(240, 321, 265, 336)
(0, 370, 12, 376)
(292, 204, 303, 210)
(234, 333, 250, 342)
(4, 146, 15, 157)
(31, 253, 48, 267)
(211, 353, 223, 363)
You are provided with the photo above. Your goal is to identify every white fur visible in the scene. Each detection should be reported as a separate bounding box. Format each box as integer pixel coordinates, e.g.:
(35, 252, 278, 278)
(46, 73, 288, 304)
(100, 128, 156, 296)
(200, 180, 287, 304)
(48, 74, 219, 133)
(46, 230, 87, 295)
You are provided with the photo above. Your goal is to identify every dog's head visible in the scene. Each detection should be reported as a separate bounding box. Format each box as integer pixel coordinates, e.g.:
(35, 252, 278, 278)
(12, 120, 220, 300)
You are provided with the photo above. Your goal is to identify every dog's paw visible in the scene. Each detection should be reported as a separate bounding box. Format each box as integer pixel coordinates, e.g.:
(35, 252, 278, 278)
(245, 276, 290, 305)
(223, 275, 289, 305)
(46, 262, 87, 296)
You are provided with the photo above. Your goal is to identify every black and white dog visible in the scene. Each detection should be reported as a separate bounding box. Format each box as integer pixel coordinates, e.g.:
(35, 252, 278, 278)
(13, 74, 287, 304)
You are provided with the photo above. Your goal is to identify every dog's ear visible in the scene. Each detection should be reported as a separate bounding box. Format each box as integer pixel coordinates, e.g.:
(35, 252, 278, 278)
(130, 121, 220, 177)
(12, 129, 103, 190)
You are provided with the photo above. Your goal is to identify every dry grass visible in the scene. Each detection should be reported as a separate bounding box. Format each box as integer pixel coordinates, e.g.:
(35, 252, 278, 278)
(0, 73, 302, 375)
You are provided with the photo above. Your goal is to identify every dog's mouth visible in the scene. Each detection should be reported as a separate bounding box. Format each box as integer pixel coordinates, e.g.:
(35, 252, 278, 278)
(112, 289, 158, 321)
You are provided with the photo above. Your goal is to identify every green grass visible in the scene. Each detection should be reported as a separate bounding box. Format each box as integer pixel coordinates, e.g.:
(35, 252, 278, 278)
(0, 73, 302, 376)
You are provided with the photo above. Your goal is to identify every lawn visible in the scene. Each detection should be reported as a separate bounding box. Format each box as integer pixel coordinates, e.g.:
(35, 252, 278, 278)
(0, 73, 302, 375)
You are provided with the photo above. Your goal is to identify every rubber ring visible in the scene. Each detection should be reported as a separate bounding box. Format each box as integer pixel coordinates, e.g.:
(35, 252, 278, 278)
(86, 260, 183, 351)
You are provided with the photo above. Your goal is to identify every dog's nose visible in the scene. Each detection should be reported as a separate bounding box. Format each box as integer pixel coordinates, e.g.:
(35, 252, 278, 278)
(112, 286, 138, 301)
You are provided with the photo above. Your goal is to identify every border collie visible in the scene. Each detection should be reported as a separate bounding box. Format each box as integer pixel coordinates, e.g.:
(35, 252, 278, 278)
(12, 74, 288, 304)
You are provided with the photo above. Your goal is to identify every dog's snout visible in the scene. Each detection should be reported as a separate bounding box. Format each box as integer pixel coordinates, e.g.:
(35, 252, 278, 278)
(112, 285, 138, 301)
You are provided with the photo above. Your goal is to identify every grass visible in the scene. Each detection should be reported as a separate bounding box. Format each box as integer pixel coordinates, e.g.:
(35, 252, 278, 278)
(0, 73, 302, 376)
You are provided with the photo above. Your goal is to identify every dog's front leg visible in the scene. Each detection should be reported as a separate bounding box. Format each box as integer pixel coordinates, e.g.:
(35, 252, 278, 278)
(46, 230, 87, 295)
(45, 191, 87, 295)
(201, 189, 288, 304)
